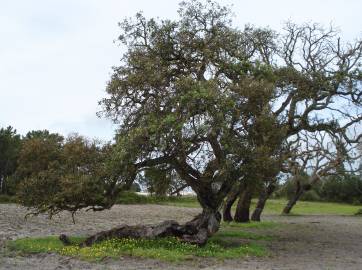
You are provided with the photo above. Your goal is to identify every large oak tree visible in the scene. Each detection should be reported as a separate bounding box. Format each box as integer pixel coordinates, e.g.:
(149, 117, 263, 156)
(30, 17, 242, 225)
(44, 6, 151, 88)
(18, 0, 362, 246)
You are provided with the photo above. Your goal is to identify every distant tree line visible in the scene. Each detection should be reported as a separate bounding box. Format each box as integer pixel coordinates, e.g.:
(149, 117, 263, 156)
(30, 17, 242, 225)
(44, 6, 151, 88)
(275, 174, 362, 205)
(1, 125, 361, 205)
(0, 126, 187, 200)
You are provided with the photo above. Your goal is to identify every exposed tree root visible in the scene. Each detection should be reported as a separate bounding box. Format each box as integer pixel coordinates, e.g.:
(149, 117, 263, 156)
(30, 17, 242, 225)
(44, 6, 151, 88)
(59, 211, 221, 247)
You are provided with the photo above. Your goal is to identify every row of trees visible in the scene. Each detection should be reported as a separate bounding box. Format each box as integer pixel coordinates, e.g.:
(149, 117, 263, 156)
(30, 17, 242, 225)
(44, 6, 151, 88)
(8, 1, 362, 246)
(0, 129, 113, 212)
(277, 174, 362, 205)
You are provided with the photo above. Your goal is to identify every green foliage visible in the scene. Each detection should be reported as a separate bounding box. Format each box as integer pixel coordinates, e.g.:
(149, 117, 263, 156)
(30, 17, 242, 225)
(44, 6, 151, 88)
(16, 130, 64, 180)
(143, 167, 171, 197)
(17, 134, 115, 217)
(0, 126, 21, 194)
(320, 175, 362, 204)
(275, 174, 362, 204)
(8, 223, 271, 261)
(14, 0, 362, 220)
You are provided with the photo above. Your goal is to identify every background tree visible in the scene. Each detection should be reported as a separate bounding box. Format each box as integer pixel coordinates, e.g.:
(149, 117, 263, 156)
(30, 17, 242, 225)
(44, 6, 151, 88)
(141, 167, 186, 197)
(223, 21, 362, 222)
(15, 130, 64, 181)
(143, 166, 171, 196)
(0, 126, 21, 194)
(282, 132, 360, 214)
(17, 134, 112, 219)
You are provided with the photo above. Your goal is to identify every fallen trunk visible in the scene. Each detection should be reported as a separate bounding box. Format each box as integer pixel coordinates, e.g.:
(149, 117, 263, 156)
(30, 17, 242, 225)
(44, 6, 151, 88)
(251, 183, 276, 221)
(60, 209, 221, 247)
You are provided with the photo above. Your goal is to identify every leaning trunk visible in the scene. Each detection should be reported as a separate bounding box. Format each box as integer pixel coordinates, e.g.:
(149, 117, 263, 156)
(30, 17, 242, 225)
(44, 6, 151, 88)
(234, 187, 252, 223)
(222, 185, 240, 222)
(282, 189, 305, 214)
(251, 183, 276, 221)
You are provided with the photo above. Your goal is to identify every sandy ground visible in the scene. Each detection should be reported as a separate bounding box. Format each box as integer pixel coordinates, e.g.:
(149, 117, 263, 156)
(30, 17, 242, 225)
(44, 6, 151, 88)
(0, 204, 362, 270)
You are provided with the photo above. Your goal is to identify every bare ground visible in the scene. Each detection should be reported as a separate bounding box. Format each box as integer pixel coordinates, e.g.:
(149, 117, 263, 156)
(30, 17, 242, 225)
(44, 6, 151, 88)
(0, 204, 361, 270)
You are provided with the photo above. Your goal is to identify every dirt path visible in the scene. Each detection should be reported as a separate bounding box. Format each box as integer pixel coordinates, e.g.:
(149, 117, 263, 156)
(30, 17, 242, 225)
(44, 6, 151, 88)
(0, 204, 361, 270)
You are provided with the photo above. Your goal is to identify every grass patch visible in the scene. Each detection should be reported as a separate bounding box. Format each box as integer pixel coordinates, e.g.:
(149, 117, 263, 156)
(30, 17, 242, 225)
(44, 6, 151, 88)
(0, 194, 17, 204)
(224, 221, 279, 230)
(117, 193, 362, 216)
(125, 194, 362, 216)
(8, 223, 272, 262)
(262, 199, 362, 215)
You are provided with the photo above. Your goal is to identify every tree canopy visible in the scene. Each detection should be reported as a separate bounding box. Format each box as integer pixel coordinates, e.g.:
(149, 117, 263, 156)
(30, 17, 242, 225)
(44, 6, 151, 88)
(16, 0, 362, 245)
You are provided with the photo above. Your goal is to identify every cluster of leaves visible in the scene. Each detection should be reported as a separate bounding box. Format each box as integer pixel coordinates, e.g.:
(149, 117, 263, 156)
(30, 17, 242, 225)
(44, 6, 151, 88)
(15, 132, 115, 217)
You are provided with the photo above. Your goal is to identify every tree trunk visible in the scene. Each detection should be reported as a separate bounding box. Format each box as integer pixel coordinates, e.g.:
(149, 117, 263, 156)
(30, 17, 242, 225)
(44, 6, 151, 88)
(251, 183, 276, 222)
(0, 176, 3, 194)
(234, 187, 252, 223)
(282, 189, 305, 214)
(222, 185, 240, 222)
(282, 178, 314, 215)
(60, 208, 221, 247)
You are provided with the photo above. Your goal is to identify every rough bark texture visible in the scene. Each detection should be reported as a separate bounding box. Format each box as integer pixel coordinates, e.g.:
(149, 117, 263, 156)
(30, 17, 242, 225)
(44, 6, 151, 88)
(234, 187, 252, 223)
(222, 186, 240, 222)
(282, 181, 313, 214)
(59, 210, 221, 247)
(282, 189, 305, 214)
(251, 183, 276, 221)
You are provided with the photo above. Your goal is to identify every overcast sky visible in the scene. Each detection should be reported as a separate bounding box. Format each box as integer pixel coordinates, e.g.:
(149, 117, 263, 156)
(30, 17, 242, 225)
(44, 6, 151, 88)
(1, 0, 361, 141)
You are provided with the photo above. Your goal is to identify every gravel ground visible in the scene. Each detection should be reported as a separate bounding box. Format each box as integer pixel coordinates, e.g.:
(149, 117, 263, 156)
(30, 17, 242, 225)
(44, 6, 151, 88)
(0, 204, 361, 270)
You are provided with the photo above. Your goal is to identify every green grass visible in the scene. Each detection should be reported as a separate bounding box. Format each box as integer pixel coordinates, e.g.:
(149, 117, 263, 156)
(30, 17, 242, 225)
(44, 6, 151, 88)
(8, 222, 273, 262)
(117, 193, 362, 215)
(261, 199, 362, 215)
(224, 221, 279, 230)
(0, 194, 17, 204)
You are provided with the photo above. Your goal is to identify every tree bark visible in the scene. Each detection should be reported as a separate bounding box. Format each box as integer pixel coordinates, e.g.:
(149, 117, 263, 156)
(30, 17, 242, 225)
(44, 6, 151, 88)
(282, 189, 305, 214)
(222, 185, 240, 222)
(234, 186, 252, 223)
(60, 208, 221, 247)
(282, 179, 313, 214)
(251, 183, 276, 221)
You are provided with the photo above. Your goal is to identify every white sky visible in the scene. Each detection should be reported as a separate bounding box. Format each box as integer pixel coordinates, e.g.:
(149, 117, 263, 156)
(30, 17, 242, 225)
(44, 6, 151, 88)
(0, 0, 361, 141)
